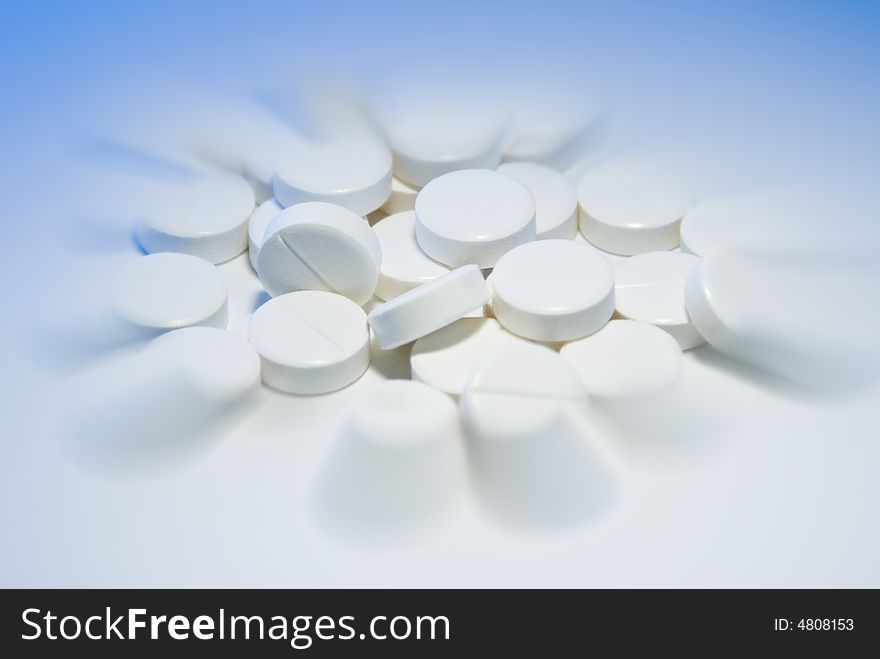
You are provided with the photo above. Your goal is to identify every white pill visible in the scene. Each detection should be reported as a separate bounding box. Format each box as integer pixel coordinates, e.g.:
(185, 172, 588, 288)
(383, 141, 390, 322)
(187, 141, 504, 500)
(501, 85, 602, 169)
(460, 342, 586, 439)
(379, 176, 420, 215)
(247, 197, 283, 271)
(112, 253, 228, 331)
(560, 320, 683, 399)
(679, 187, 836, 257)
(577, 159, 694, 255)
(614, 251, 705, 349)
(490, 239, 614, 341)
(368, 265, 490, 350)
(376, 99, 507, 187)
(685, 246, 880, 386)
(410, 318, 533, 396)
(256, 202, 381, 304)
(414, 169, 536, 268)
(372, 211, 450, 300)
(248, 291, 370, 394)
(497, 162, 577, 240)
(136, 172, 255, 264)
(272, 137, 392, 216)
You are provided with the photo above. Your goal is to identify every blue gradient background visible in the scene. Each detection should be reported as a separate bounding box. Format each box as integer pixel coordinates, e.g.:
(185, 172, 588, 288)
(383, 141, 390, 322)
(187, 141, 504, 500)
(1, 1, 879, 586)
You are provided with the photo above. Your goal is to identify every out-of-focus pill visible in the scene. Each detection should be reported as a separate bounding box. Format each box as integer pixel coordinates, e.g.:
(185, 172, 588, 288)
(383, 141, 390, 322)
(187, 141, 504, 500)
(136, 172, 255, 264)
(256, 202, 381, 304)
(414, 169, 536, 268)
(380, 176, 420, 215)
(560, 320, 683, 398)
(247, 198, 283, 271)
(578, 158, 694, 255)
(497, 162, 577, 240)
(375, 97, 508, 188)
(684, 246, 880, 386)
(490, 240, 614, 341)
(312, 379, 466, 539)
(273, 137, 392, 216)
(372, 211, 449, 300)
(368, 265, 490, 350)
(148, 327, 262, 402)
(614, 251, 705, 349)
(410, 317, 533, 396)
(460, 342, 585, 439)
(248, 291, 370, 394)
(112, 253, 228, 331)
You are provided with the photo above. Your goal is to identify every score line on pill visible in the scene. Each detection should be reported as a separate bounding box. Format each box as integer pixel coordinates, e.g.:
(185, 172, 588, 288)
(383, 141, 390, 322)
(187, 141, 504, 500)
(248, 290, 370, 394)
(256, 202, 381, 303)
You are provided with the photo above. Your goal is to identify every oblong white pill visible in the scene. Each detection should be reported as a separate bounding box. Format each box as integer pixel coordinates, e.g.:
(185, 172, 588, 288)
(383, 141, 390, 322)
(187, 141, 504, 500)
(460, 342, 586, 439)
(414, 169, 536, 268)
(497, 162, 577, 240)
(368, 265, 490, 350)
(136, 172, 255, 264)
(112, 253, 228, 331)
(614, 251, 705, 349)
(577, 159, 694, 255)
(373, 211, 450, 300)
(256, 202, 381, 304)
(272, 138, 392, 216)
(490, 239, 614, 341)
(248, 291, 370, 394)
(247, 197, 283, 271)
(560, 320, 683, 399)
(410, 317, 533, 396)
(379, 176, 420, 215)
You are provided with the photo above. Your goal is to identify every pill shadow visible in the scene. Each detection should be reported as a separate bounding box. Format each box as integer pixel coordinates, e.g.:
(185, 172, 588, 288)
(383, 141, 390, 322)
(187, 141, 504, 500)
(251, 290, 271, 312)
(368, 334, 412, 380)
(74, 136, 199, 185)
(583, 381, 737, 469)
(464, 408, 617, 533)
(689, 344, 878, 401)
(307, 418, 467, 548)
(61, 375, 263, 478)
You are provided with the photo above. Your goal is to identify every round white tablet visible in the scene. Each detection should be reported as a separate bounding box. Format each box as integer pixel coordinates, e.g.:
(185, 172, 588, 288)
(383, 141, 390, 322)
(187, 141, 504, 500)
(380, 176, 420, 215)
(410, 317, 533, 396)
(136, 172, 255, 264)
(247, 197, 282, 270)
(614, 251, 705, 349)
(414, 169, 536, 268)
(560, 320, 683, 399)
(248, 291, 370, 394)
(368, 265, 491, 350)
(373, 211, 450, 300)
(460, 343, 586, 440)
(112, 253, 228, 331)
(376, 99, 507, 187)
(256, 202, 381, 304)
(148, 327, 261, 402)
(272, 137, 392, 216)
(490, 240, 614, 341)
(497, 162, 577, 239)
(577, 159, 694, 255)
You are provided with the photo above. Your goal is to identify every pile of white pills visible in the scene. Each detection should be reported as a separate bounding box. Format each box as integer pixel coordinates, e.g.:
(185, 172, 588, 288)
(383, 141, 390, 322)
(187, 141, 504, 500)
(115, 95, 850, 466)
